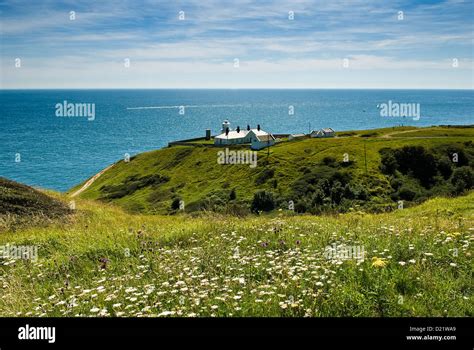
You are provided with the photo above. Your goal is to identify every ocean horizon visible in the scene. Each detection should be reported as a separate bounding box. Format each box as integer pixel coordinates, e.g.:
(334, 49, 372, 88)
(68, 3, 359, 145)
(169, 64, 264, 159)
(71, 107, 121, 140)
(1, 88, 473, 191)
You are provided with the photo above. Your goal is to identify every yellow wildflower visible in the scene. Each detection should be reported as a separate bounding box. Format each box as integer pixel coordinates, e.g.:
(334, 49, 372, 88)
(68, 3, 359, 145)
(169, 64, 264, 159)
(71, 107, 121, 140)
(371, 257, 387, 268)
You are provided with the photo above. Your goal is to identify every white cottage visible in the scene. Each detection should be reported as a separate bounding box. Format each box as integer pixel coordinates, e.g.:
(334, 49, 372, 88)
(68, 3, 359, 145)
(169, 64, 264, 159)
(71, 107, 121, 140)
(310, 128, 335, 138)
(213, 121, 275, 150)
(249, 130, 276, 150)
(288, 133, 306, 140)
(214, 129, 251, 145)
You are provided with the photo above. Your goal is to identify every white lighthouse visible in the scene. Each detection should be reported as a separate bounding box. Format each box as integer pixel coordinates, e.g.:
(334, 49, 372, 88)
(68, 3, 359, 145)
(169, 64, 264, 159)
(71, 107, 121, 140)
(221, 120, 231, 133)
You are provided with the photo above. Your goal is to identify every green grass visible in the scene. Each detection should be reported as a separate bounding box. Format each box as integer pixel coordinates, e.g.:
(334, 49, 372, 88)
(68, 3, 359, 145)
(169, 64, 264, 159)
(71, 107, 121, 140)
(184, 138, 215, 145)
(0, 192, 472, 317)
(70, 125, 474, 214)
(336, 125, 417, 137)
(386, 126, 474, 138)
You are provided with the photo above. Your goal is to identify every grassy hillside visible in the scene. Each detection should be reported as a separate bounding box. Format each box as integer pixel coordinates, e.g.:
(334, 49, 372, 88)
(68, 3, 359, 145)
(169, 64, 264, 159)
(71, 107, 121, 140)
(0, 191, 472, 317)
(70, 125, 474, 214)
(0, 177, 71, 231)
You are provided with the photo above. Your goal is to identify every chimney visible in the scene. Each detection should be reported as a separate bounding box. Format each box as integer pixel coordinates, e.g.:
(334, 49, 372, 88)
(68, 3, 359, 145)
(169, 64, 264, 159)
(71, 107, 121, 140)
(225, 127, 229, 136)
(257, 124, 261, 131)
(236, 126, 240, 133)
(247, 125, 250, 131)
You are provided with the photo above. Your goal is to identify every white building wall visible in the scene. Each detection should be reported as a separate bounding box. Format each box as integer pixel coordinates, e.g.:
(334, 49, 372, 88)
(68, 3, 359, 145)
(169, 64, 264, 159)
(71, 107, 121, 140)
(251, 139, 275, 150)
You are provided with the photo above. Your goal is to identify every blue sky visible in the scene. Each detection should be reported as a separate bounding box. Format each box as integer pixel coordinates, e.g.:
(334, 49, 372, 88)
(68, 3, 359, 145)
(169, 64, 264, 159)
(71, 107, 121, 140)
(0, 0, 473, 88)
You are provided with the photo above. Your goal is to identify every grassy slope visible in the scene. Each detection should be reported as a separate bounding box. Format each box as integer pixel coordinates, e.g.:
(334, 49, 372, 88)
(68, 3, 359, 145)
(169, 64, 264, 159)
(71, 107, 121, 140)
(70, 126, 474, 214)
(0, 177, 71, 231)
(0, 191, 472, 317)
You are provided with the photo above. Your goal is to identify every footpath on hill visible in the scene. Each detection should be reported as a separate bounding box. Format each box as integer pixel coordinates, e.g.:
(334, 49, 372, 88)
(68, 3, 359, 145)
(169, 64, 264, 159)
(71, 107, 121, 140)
(70, 165, 114, 198)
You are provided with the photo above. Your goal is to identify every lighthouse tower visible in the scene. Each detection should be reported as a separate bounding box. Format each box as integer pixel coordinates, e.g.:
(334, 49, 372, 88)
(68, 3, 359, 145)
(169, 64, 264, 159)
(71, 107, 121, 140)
(221, 120, 231, 133)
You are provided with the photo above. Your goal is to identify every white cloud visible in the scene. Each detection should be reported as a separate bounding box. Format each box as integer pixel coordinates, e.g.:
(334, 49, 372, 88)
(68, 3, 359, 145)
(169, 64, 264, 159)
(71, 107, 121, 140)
(1, 0, 472, 88)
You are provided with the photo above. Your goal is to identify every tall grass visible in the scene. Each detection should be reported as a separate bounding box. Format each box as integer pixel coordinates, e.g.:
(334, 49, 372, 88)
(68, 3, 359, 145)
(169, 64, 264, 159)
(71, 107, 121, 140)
(0, 192, 472, 317)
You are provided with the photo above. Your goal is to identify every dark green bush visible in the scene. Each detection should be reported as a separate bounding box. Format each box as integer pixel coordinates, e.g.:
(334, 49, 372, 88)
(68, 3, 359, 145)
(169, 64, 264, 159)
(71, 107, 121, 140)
(451, 166, 474, 194)
(251, 191, 275, 213)
(330, 181, 344, 204)
(390, 178, 403, 191)
(255, 168, 275, 185)
(395, 146, 438, 186)
(171, 197, 181, 210)
(398, 187, 417, 201)
(322, 156, 337, 167)
(444, 147, 469, 167)
(380, 149, 398, 175)
(360, 132, 378, 137)
(437, 158, 453, 179)
(294, 200, 308, 213)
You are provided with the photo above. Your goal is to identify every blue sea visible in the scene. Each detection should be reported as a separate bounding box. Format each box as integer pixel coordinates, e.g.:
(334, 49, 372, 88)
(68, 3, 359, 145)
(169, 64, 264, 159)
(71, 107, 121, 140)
(1, 89, 473, 191)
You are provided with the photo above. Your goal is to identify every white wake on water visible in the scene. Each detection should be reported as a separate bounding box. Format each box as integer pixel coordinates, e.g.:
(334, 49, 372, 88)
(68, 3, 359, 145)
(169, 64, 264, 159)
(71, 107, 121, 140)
(126, 104, 248, 110)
